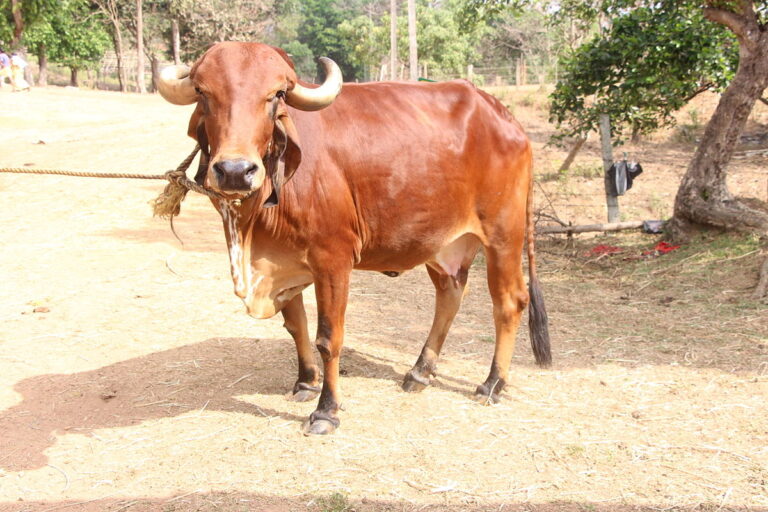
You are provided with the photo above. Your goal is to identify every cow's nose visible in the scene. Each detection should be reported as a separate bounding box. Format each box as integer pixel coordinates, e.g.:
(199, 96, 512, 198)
(213, 159, 257, 190)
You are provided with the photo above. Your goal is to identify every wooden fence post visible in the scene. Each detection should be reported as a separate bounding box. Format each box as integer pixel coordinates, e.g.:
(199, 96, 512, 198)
(599, 113, 620, 223)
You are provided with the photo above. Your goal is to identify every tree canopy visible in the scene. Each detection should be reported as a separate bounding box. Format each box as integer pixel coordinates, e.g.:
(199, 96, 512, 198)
(549, 2, 739, 142)
(23, 0, 111, 73)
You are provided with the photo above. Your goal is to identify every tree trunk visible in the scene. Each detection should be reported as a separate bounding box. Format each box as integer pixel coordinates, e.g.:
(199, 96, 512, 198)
(149, 54, 160, 93)
(171, 19, 181, 65)
(389, 0, 397, 81)
(407, 0, 417, 80)
(135, 0, 147, 94)
(557, 135, 588, 173)
(669, 20, 768, 240)
(10, 0, 23, 45)
(70, 68, 79, 87)
(112, 23, 128, 92)
(37, 44, 48, 87)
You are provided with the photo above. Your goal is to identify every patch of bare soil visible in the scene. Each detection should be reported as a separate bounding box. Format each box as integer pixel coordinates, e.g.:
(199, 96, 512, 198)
(0, 87, 766, 512)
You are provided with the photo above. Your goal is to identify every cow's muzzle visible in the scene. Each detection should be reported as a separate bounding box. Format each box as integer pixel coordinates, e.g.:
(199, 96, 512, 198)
(212, 158, 259, 191)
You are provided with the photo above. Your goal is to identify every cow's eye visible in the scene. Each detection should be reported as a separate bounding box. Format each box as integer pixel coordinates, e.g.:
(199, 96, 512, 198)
(276, 90, 286, 100)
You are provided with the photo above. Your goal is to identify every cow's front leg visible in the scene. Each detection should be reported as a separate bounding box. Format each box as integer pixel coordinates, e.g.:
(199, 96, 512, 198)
(281, 293, 321, 402)
(304, 267, 351, 435)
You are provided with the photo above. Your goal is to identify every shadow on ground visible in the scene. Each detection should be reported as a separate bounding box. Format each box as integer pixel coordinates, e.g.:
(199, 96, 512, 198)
(0, 337, 419, 472)
(5, 491, 766, 512)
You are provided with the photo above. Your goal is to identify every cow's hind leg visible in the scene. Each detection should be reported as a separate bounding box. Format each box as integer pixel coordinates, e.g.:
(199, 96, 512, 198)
(403, 234, 479, 392)
(476, 245, 529, 404)
(402, 264, 469, 392)
(281, 293, 321, 402)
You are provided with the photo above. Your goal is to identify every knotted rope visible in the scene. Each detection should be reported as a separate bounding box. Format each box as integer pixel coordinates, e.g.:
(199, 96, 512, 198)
(151, 145, 210, 219)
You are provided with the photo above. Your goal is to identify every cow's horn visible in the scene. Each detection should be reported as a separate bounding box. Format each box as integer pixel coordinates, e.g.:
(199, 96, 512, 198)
(158, 65, 197, 105)
(286, 57, 343, 112)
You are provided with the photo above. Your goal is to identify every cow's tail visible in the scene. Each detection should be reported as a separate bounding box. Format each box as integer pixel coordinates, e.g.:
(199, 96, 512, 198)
(525, 159, 551, 367)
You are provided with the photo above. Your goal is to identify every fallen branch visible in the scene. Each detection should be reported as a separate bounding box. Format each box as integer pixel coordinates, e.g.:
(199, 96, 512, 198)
(537, 220, 643, 235)
(733, 148, 768, 159)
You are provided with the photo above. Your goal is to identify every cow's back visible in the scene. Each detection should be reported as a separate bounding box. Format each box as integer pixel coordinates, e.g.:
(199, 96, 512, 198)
(285, 80, 532, 270)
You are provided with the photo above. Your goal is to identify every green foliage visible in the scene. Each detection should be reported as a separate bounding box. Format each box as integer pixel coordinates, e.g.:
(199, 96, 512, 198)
(281, 40, 316, 80)
(459, 0, 530, 28)
(334, 0, 485, 81)
(549, 2, 739, 142)
(295, 0, 360, 80)
(336, 14, 384, 81)
(23, 0, 110, 70)
(478, 6, 562, 83)
(0, 0, 57, 46)
(415, 0, 484, 79)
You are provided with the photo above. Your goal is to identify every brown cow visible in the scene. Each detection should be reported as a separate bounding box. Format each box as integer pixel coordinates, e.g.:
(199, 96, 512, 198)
(158, 42, 550, 435)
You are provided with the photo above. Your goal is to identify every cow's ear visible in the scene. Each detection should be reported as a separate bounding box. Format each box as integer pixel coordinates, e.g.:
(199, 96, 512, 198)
(187, 104, 210, 186)
(263, 105, 301, 208)
(187, 103, 203, 139)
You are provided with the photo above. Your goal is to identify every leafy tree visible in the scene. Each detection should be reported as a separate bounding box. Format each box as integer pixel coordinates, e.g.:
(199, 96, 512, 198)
(267, 0, 319, 79)
(463, 0, 594, 86)
(668, 0, 768, 237)
(336, 0, 485, 81)
(464, 0, 768, 237)
(549, 4, 738, 143)
(23, 0, 111, 86)
(337, 14, 383, 80)
(296, 0, 361, 80)
(414, 0, 483, 79)
(0, 0, 56, 46)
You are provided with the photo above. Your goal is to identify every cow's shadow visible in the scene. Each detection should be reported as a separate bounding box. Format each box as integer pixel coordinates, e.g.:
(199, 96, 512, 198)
(0, 336, 408, 472)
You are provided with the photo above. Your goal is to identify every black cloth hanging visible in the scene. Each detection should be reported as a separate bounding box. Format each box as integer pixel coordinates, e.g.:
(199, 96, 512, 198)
(607, 160, 643, 196)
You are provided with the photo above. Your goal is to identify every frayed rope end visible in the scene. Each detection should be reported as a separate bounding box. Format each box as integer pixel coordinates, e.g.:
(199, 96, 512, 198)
(151, 173, 190, 219)
(150, 146, 201, 219)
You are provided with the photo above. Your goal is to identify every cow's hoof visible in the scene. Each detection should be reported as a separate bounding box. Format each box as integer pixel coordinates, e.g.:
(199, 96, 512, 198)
(302, 419, 337, 436)
(473, 384, 501, 405)
(401, 370, 430, 392)
(290, 382, 321, 402)
(290, 389, 319, 402)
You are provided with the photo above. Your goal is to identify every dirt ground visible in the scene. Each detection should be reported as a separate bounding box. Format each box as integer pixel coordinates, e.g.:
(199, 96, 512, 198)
(0, 86, 766, 512)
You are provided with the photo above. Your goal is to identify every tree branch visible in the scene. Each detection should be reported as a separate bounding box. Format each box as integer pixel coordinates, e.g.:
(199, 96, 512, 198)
(684, 83, 715, 103)
(704, 6, 755, 48)
(738, 0, 757, 24)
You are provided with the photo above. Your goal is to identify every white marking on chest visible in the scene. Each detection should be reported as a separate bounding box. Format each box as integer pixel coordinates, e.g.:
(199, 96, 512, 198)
(221, 204, 247, 297)
(219, 202, 311, 319)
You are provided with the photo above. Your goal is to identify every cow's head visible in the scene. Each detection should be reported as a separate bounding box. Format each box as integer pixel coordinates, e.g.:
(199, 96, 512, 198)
(157, 42, 342, 203)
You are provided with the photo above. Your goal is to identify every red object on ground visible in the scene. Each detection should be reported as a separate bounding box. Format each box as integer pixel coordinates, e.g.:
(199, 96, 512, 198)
(587, 244, 623, 256)
(643, 241, 681, 256)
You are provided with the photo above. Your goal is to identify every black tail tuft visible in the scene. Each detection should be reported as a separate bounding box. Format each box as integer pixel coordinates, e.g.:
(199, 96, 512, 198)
(528, 277, 551, 367)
